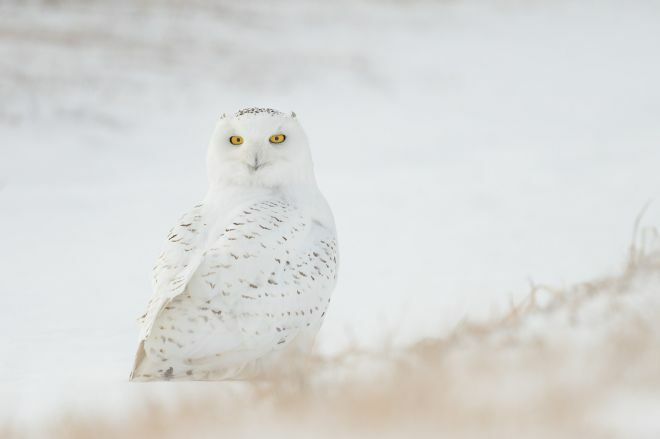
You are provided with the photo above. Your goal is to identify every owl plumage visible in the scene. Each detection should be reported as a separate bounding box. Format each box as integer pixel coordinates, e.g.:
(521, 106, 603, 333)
(130, 108, 338, 381)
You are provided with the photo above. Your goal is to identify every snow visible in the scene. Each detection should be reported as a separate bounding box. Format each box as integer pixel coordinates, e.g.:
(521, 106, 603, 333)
(1, 0, 659, 427)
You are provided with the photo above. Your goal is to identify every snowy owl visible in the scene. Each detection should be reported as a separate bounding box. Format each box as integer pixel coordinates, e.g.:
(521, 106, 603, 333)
(130, 108, 338, 381)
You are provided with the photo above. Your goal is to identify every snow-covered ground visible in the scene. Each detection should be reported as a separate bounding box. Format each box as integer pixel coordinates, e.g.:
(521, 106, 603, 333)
(29, 243, 660, 438)
(1, 0, 659, 427)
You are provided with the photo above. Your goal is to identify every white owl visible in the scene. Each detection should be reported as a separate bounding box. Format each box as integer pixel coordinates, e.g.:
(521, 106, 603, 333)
(130, 108, 338, 381)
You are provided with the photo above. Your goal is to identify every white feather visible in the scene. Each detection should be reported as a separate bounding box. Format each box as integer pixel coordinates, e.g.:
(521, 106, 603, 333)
(131, 108, 338, 381)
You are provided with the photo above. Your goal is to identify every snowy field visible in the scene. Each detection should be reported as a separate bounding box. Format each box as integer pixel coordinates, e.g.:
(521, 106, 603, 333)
(1, 0, 660, 434)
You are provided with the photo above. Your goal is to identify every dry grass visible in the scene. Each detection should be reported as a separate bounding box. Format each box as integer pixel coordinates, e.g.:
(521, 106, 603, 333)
(8, 230, 660, 439)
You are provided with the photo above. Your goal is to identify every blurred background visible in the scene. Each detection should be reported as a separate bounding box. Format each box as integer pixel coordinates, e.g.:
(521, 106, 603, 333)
(1, 0, 660, 433)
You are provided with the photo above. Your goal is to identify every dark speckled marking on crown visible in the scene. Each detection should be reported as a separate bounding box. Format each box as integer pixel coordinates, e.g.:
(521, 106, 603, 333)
(234, 107, 283, 118)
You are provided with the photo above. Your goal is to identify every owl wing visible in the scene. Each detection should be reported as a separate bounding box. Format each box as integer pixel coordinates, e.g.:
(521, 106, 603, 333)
(182, 199, 338, 362)
(136, 202, 208, 341)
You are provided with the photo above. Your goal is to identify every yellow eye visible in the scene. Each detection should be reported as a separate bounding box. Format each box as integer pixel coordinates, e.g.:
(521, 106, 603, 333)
(269, 134, 286, 144)
(229, 136, 243, 145)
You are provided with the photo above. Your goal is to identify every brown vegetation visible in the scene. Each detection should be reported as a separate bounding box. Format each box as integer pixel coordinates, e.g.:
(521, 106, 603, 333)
(8, 232, 660, 439)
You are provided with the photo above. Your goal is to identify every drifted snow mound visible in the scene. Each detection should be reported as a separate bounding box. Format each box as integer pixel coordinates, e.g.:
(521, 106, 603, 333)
(399, 238, 660, 438)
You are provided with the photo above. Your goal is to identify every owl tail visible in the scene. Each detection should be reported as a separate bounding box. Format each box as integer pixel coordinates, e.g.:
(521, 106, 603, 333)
(128, 340, 153, 381)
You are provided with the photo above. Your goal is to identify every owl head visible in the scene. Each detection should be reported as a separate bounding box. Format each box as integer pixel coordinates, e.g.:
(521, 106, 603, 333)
(207, 108, 315, 189)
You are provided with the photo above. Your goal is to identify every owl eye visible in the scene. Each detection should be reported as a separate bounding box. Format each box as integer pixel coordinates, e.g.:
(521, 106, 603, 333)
(229, 136, 244, 146)
(269, 134, 286, 144)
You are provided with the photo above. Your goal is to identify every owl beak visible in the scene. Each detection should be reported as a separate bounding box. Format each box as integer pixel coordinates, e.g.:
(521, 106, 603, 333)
(247, 155, 267, 173)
